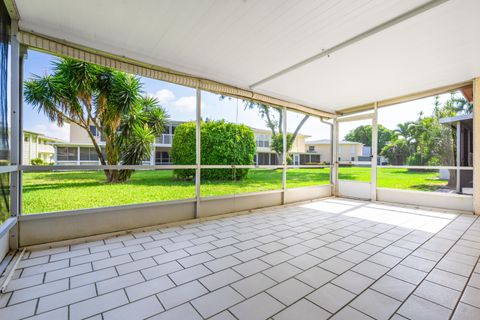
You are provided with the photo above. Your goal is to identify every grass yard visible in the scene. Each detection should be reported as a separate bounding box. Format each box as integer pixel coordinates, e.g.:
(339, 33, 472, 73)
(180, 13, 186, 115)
(22, 167, 448, 214)
(339, 166, 448, 190)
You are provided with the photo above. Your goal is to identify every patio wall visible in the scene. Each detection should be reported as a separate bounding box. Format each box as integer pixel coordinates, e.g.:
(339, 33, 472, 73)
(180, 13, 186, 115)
(17, 185, 332, 247)
(377, 188, 473, 212)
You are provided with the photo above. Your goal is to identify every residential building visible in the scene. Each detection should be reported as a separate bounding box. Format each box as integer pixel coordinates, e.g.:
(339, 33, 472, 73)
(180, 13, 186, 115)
(305, 139, 363, 162)
(23, 130, 63, 165)
(55, 122, 331, 166)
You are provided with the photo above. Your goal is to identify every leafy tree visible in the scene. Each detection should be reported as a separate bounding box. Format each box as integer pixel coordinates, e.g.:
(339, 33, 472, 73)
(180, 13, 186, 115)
(451, 96, 473, 114)
(380, 140, 410, 165)
(244, 102, 310, 163)
(220, 96, 310, 163)
(380, 93, 462, 187)
(171, 120, 256, 180)
(344, 125, 395, 153)
(24, 58, 168, 183)
(270, 133, 294, 164)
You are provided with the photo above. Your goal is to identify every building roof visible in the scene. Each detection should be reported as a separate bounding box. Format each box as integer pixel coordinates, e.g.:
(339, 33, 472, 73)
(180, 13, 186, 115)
(306, 139, 362, 145)
(250, 127, 310, 138)
(439, 113, 473, 124)
(439, 113, 473, 129)
(24, 130, 66, 143)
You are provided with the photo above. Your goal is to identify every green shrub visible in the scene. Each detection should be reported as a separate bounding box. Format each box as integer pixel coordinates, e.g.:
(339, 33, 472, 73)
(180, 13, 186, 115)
(171, 120, 256, 180)
(30, 158, 45, 165)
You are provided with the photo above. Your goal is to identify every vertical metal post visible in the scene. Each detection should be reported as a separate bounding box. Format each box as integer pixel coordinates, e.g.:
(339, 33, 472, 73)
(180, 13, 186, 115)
(332, 119, 338, 196)
(195, 88, 201, 218)
(282, 107, 287, 204)
(456, 121, 461, 193)
(9, 20, 22, 250)
(371, 102, 378, 201)
(10, 20, 21, 217)
(474, 78, 480, 214)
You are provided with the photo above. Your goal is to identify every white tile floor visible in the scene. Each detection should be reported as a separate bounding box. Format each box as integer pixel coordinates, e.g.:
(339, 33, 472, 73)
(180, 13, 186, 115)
(1, 198, 480, 320)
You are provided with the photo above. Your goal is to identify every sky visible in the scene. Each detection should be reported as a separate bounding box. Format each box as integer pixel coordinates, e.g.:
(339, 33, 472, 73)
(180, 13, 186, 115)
(23, 49, 453, 143)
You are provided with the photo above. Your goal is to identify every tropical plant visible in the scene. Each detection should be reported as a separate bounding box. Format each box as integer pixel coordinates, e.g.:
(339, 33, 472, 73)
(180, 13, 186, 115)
(244, 102, 309, 163)
(379, 94, 460, 186)
(344, 124, 395, 153)
(24, 58, 168, 182)
(380, 140, 410, 165)
(170, 120, 256, 180)
(30, 158, 45, 165)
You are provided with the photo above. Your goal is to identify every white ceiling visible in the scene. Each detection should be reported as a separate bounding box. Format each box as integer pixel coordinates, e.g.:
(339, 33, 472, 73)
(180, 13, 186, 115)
(15, 0, 480, 113)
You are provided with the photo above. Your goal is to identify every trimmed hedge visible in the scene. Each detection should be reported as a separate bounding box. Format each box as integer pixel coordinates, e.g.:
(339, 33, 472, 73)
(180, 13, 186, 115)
(171, 120, 256, 180)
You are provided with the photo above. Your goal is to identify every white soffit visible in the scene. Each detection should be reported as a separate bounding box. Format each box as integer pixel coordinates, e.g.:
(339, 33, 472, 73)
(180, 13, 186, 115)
(14, 0, 480, 112)
(257, 0, 480, 110)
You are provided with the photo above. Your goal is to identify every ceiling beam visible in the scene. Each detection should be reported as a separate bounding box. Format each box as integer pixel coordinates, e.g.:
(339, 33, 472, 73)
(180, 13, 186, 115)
(249, 0, 449, 90)
(19, 30, 336, 119)
(3, 0, 19, 20)
(338, 80, 473, 115)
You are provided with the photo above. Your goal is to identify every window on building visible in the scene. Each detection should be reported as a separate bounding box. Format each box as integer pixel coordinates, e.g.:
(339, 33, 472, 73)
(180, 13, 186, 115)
(308, 146, 315, 152)
(57, 147, 78, 161)
(89, 125, 98, 137)
(155, 151, 170, 164)
(256, 134, 270, 148)
(24, 136, 29, 142)
(80, 147, 99, 161)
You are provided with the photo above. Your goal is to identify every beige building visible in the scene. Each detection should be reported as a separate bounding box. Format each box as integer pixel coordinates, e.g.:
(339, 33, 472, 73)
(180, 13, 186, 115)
(252, 128, 313, 165)
(305, 139, 364, 162)
(56, 122, 321, 165)
(56, 122, 183, 165)
(23, 130, 62, 165)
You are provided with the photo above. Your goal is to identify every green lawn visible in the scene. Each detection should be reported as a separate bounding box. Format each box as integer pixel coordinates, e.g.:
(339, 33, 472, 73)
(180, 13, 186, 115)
(339, 166, 448, 190)
(22, 167, 448, 214)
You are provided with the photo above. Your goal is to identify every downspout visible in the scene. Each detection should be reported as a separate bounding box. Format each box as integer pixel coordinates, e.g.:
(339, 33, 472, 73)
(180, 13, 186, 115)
(320, 117, 335, 195)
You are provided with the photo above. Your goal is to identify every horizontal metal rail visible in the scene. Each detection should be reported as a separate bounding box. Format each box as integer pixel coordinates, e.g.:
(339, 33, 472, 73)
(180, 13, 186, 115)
(21, 164, 332, 172)
(378, 165, 474, 171)
(336, 113, 375, 122)
(199, 165, 283, 169)
(21, 165, 197, 171)
(286, 165, 331, 169)
(338, 161, 372, 166)
(0, 165, 19, 173)
(21, 164, 472, 172)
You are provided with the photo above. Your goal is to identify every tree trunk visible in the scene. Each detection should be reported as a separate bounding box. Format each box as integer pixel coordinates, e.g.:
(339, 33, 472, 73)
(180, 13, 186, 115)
(447, 169, 456, 188)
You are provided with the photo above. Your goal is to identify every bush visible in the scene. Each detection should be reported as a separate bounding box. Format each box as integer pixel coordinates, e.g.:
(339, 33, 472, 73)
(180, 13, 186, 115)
(171, 120, 256, 180)
(30, 158, 45, 165)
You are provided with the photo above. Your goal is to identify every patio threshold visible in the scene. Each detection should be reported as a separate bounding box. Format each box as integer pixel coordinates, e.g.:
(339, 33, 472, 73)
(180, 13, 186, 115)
(0, 198, 479, 319)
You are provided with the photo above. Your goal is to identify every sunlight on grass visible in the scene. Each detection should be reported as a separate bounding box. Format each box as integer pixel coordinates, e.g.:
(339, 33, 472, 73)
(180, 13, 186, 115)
(22, 167, 448, 214)
(377, 167, 448, 191)
(23, 168, 330, 214)
(339, 166, 371, 182)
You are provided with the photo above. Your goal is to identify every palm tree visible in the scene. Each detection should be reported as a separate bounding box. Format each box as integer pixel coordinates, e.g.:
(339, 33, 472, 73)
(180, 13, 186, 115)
(25, 58, 168, 183)
(394, 122, 413, 142)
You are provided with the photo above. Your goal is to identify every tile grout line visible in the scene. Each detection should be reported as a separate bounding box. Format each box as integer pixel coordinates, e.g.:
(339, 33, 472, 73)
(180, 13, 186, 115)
(2, 201, 473, 320)
(3, 209, 420, 317)
(328, 212, 467, 319)
(448, 223, 480, 319)
(387, 215, 479, 320)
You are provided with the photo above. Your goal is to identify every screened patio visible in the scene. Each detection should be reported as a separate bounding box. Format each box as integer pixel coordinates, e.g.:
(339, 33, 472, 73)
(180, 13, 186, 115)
(1, 0, 480, 319)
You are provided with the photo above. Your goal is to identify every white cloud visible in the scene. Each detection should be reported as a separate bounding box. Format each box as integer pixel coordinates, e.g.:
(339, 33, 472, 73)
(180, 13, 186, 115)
(32, 123, 70, 141)
(149, 89, 175, 105)
(173, 96, 196, 113)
